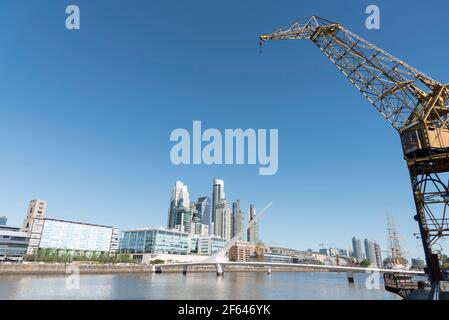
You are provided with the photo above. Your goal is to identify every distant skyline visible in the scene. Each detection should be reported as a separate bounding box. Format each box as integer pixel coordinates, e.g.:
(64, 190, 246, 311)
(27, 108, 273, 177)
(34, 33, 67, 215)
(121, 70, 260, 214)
(2, 178, 414, 257)
(1, 0, 448, 258)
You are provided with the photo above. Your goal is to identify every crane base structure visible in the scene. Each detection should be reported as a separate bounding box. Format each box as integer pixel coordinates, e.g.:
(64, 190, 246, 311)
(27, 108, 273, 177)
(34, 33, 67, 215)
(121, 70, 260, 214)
(260, 16, 449, 284)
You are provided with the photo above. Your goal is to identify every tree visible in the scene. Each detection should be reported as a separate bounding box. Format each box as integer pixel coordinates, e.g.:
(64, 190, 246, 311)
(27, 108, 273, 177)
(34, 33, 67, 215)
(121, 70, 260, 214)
(360, 259, 370, 268)
(152, 259, 165, 265)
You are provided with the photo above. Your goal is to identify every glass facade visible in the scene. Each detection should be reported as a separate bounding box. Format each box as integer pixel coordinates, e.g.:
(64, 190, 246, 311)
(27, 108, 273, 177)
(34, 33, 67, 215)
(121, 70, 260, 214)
(37, 219, 113, 252)
(196, 197, 211, 228)
(197, 236, 227, 255)
(119, 229, 191, 255)
(257, 253, 294, 264)
(0, 226, 29, 260)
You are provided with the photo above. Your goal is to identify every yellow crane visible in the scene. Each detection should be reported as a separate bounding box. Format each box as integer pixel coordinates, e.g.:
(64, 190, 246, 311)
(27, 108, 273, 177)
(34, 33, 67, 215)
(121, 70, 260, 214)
(260, 16, 449, 283)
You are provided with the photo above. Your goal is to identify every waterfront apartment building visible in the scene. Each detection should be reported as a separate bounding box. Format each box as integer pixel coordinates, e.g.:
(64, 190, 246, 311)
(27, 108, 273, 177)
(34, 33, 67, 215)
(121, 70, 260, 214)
(0, 216, 7, 226)
(21, 199, 117, 255)
(0, 225, 29, 261)
(247, 204, 258, 244)
(352, 236, 363, 260)
(229, 241, 255, 262)
(22, 199, 47, 234)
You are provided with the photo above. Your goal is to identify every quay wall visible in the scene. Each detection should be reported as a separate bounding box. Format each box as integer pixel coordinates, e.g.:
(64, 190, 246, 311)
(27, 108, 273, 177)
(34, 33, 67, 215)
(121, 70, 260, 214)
(0, 263, 327, 275)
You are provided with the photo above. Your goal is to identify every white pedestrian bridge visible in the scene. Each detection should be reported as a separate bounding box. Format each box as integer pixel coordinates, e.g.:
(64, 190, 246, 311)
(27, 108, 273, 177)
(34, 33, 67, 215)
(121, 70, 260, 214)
(153, 202, 425, 278)
(154, 261, 424, 276)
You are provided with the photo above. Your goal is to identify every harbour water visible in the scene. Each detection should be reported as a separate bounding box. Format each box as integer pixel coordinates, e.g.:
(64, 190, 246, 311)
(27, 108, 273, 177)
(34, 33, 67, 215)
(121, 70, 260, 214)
(0, 272, 400, 300)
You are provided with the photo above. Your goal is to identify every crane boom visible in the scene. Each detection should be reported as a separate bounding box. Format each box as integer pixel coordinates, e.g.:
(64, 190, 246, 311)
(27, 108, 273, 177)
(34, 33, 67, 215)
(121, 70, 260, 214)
(260, 16, 449, 135)
(260, 16, 449, 284)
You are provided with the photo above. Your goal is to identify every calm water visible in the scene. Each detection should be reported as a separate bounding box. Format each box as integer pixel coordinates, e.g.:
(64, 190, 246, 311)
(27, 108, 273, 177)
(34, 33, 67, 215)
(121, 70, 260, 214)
(0, 272, 400, 300)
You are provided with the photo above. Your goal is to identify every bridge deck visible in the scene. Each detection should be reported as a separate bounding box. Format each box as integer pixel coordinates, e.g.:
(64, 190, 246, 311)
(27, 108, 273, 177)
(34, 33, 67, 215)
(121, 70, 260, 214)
(158, 261, 425, 275)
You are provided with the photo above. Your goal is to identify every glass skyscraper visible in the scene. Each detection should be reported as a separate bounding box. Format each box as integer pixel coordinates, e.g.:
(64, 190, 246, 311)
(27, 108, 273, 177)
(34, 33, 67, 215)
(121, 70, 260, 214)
(364, 238, 376, 265)
(212, 179, 225, 234)
(232, 200, 244, 239)
(352, 236, 363, 260)
(195, 197, 211, 230)
(214, 200, 232, 239)
(168, 181, 190, 229)
(247, 204, 258, 243)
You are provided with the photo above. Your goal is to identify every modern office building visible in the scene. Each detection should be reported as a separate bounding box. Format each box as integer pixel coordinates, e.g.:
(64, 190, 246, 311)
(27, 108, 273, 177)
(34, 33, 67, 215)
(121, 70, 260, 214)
(373, 242, 382, 268)
(195, 197, 211, 230)
(120, 228, 190, 255)
(197, 236, 227, 255)
(119, 228, 227, 257)
(22, 199, 47, 234)
(0, 225, 29, 261)
(167, 182, 209, 237)
(229, 241, 255, 262)
(0, 216, 7, 226)
(27, 218, 118, 255)
(232, 200, 244, 239)
(212, 179, 225, 234)
(171, 200, 209, 237)
(168, 181, 190, 229)
(247, 204, 258, 244)
(173, 202, 194, 234)
(352, 236, 363, 260)
(364, 239, 377, 265)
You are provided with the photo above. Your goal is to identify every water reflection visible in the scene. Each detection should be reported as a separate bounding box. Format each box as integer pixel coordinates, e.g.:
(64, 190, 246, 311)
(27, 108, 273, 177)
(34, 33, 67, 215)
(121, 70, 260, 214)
(0, 272, 400, 300)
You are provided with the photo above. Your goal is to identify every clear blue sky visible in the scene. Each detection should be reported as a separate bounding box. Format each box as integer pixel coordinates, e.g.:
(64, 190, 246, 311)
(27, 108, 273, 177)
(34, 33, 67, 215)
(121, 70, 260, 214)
(1, 0, 448, 259)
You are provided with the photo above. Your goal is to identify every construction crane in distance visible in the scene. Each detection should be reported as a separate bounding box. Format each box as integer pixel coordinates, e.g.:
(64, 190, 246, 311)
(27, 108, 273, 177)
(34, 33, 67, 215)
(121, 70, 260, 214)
(260, 16, 449, 284)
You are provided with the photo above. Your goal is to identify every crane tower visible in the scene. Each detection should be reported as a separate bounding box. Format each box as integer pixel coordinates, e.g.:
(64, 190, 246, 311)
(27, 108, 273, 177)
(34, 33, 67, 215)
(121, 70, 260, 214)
(260, 16, 449, 282)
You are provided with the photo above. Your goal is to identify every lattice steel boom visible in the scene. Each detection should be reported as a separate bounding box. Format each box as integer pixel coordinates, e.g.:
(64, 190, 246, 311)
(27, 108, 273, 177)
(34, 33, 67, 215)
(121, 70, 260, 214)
(260, 16, 449, 283)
